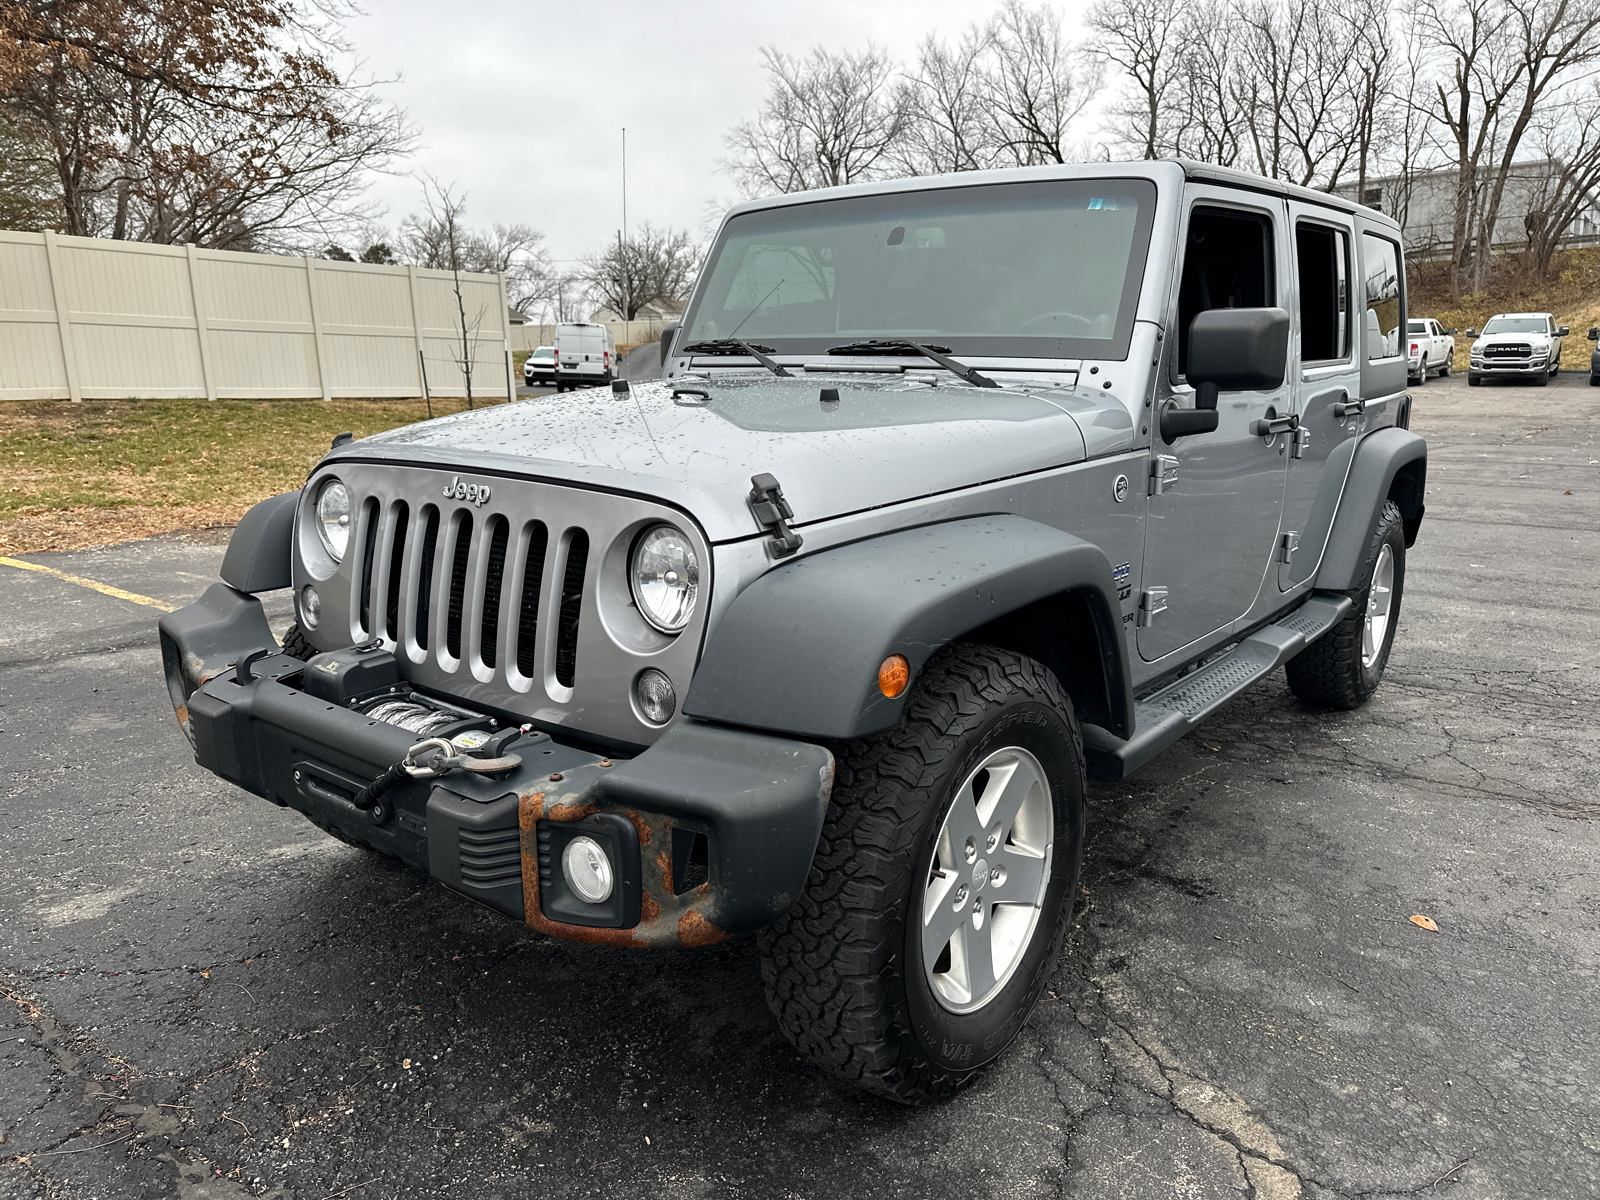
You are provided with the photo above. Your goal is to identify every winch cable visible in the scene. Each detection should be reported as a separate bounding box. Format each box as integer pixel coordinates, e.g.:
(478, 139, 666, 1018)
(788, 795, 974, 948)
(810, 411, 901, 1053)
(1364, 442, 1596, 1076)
(350, 736, 523, 819)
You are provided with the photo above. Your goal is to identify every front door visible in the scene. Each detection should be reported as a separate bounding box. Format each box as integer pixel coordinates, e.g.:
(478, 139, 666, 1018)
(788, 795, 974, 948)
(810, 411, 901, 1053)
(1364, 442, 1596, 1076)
(1280, 204, 1362, 590)
(1138, 190, 1291, 662)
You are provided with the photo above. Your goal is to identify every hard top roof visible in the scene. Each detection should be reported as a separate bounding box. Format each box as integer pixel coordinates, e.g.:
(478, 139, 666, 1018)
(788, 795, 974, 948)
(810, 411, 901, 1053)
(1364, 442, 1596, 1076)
(720, 159, 1401, 233)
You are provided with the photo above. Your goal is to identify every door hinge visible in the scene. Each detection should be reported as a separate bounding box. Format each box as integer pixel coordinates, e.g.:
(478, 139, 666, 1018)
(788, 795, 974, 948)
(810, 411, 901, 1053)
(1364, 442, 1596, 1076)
(1291, 424, 1311, 460)
(748, 472, 803, 559)
(1138, 587, 1169, 626)
(1149, 455, 1179, 496)
(1279, 530, 1300, 564)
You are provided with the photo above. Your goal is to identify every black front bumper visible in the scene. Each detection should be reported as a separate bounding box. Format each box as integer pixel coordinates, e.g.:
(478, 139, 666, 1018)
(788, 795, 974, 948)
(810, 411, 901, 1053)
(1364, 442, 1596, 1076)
(159, 584, 833, 946)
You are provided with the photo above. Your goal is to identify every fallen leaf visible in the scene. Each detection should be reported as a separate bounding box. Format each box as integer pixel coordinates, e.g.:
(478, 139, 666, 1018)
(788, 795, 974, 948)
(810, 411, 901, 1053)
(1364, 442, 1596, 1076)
(1410, 914, 1439, 931)
(403, 1058, 412, 1069)
(1565, 490, 1574, 495)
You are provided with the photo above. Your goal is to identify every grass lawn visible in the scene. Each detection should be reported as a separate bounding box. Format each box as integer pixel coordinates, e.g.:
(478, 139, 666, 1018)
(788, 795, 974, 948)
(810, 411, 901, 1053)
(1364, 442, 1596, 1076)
(0, 396, 506, 555)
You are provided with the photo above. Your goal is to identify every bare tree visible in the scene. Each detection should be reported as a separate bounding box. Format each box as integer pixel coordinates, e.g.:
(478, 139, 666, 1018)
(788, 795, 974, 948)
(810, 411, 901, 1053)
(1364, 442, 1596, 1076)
(979, 0, 1101, 166)
(577, 223, 700, 321)
(724, 45, 908, 195)
(895, 29, 995, 174)
(1519, 86, 1600, 274)
(0, 109, 63, 230)
(1087, 0, 1191, 158)
(401, 180, 514, 410)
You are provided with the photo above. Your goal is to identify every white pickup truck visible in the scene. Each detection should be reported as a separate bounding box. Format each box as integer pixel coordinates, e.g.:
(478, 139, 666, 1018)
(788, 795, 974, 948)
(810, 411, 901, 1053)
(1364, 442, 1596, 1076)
(1407, 318, 1456, 383)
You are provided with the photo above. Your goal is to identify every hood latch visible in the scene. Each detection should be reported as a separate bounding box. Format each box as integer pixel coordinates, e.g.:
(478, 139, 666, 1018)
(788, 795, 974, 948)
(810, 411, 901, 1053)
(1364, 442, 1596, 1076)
(748, 473, 803, 559)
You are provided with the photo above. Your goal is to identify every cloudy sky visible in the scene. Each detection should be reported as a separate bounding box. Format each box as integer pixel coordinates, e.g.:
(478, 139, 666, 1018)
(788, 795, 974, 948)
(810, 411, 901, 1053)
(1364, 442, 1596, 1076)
(346, 0, 1095, 267)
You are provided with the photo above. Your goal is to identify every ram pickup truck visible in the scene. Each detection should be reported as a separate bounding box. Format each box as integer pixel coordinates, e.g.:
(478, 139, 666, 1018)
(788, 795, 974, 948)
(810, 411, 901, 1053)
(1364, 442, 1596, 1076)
(1406, 318, 1455, 382)
(1467, 312, 1567, 386)
(159, 160, 1425, 1105)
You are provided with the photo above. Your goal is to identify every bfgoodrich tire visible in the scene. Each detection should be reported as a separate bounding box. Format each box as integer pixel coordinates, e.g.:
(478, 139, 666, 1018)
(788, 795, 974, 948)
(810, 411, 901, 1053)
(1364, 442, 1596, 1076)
(759, 643, 1086, 1106)
(1287, 501, 1406, 710)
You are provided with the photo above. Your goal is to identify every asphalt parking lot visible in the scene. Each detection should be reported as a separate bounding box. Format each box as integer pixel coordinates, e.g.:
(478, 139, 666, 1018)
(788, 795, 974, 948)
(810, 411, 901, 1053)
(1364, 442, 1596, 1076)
(1, 371, 1596, 1199)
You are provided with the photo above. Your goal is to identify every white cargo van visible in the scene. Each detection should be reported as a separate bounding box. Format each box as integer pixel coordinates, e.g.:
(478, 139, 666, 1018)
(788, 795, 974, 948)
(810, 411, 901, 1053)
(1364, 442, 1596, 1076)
(554, 323, 615, 390)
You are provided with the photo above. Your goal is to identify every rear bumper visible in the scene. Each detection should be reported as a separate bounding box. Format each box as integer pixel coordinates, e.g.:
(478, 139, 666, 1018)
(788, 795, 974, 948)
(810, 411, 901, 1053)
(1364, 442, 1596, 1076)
(158, 584, 833, 947)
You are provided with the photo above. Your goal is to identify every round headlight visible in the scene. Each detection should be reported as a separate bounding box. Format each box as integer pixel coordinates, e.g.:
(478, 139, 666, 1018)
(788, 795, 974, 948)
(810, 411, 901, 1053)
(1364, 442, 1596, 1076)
(630, 524, 699, 633)
(314, 479, 351, 561)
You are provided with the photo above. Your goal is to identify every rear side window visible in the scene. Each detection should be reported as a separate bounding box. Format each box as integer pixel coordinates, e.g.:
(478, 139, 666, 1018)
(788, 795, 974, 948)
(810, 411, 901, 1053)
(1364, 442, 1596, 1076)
(1177, 206, 1276, 377)
(1361, 233, 1403, 361)
(1296, 222, 1351, 364)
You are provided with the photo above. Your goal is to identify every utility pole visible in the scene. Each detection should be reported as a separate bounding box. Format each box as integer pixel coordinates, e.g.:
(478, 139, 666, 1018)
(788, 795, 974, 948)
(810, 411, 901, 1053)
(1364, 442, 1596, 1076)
(622, 126, 627, 241)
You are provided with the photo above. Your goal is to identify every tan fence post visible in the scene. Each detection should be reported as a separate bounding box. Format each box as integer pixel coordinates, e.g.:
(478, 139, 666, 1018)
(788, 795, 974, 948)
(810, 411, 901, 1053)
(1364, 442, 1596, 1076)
(497, 270, 513, 400)
(407, 264, 427, 397)
(185, 244, 217, 402)
(303, 256, 331, 402)
(41, 230, 81, 403)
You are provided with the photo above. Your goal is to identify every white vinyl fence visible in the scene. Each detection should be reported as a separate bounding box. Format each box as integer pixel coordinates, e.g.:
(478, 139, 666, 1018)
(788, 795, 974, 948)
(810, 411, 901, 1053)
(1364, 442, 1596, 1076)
(0, 230, 513, 401)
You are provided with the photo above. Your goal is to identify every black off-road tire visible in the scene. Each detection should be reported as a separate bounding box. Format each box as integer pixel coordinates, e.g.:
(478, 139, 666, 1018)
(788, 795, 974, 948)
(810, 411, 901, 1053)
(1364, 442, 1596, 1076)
(758, 643, 1086, 1106)
(279, 621, 317, 661)
(1286, 501, 1406, 710)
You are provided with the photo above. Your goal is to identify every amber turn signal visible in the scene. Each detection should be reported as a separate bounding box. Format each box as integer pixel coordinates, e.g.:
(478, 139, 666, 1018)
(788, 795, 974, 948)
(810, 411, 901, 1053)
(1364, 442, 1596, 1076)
(878, 654, 910, 698)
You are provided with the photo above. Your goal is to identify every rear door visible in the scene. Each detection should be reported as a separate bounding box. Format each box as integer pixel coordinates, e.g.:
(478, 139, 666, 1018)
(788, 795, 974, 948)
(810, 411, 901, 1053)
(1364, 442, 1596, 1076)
(1138, 187, 1292, 662)
(1280, 204, 1361, 590)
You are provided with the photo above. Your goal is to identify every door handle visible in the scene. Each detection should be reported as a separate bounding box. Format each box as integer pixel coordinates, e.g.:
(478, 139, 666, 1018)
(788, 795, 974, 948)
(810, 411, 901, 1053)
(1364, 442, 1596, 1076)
(1332, 395, 1365, 417)
(1252, 412, 1298, 436)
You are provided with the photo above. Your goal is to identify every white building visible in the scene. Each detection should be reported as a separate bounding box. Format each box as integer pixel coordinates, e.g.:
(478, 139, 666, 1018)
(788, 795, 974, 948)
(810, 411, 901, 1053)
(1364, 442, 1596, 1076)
(1333, 160, 1600, 256)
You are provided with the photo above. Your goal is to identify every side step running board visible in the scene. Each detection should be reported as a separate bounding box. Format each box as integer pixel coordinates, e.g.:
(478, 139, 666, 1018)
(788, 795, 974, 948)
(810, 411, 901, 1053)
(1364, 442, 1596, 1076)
(1082, 593, 1353, 782)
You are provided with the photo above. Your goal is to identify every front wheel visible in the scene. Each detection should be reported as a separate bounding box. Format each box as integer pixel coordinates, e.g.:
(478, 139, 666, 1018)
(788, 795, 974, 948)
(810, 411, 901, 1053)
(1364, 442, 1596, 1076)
(759, 644, 1086, 1106)
(1533, 371, 1550, 387)
(1468, 372, 1482, 387)
(1287, 501, 1406, 710)
(1440, 357, 1451, 376)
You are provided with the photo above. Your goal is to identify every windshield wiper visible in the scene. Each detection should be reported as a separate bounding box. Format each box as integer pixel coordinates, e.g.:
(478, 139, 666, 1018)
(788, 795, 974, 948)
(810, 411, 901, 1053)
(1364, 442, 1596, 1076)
(679, 338, 793, 378)
(825, 339, 999, 388)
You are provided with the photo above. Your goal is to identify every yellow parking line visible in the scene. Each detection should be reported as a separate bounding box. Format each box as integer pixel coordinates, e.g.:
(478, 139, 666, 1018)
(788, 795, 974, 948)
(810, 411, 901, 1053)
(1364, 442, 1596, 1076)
(0, 555, 175, 612)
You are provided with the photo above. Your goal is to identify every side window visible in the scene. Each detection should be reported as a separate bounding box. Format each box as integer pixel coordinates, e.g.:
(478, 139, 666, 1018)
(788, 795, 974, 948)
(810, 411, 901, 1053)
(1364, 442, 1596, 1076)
(1295, 221, 1351, 364)
(1177, 206, 1275, 378)
(1361, 233, 1403, 361)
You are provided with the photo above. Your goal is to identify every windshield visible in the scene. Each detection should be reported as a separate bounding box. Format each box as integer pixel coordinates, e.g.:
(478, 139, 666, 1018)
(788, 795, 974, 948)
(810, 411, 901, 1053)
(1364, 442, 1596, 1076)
(1482, 317, 1548, 334)
(681, 178, 1158, 360)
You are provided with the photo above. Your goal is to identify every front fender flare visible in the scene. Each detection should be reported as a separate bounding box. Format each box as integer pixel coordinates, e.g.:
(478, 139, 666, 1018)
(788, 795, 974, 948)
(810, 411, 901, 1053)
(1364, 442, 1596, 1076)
(684, 516, 1132, 741)
(220, 491, 298, 594)
(1316, 427, 1427, 592)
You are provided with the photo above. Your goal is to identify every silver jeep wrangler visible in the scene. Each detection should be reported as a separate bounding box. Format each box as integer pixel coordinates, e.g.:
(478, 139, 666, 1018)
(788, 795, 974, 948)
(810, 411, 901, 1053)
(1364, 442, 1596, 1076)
(160, 160, 1425, 1105)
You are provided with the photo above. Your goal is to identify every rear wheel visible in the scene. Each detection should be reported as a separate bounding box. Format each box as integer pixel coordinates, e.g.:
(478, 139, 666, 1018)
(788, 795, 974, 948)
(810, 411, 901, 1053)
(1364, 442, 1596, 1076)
(1415, 356, 1428, 384)
(1286, 501, 1405, 710)
(759, 643, 1086, 1106)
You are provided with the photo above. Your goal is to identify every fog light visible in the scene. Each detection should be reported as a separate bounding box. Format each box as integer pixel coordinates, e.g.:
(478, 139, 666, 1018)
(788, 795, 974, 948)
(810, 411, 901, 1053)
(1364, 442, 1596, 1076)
(562, 835, 614, 903)
(634, 668, 676, 724)
(300, 584, 321, 629)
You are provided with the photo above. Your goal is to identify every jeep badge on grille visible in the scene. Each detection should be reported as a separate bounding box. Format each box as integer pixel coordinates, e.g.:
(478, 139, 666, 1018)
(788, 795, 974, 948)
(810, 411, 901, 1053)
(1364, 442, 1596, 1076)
(442, 475, 491, 506)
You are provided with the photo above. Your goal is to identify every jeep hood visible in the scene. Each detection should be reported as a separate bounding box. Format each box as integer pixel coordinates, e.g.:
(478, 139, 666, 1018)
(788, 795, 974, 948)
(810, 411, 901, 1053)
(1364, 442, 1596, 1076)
(333, 374, 1133, 542)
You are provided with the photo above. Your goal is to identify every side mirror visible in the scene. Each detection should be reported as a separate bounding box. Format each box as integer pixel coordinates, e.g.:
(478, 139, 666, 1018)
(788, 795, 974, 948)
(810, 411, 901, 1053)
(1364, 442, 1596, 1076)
(1166, 307, 1289, 443)
(1446, 327, 1457, 335)
(1557, 325, 1571, 337)
(1465, 327, 1477, 338)
(1588, 327, 1598, 341)
(658, 322, 680, 367)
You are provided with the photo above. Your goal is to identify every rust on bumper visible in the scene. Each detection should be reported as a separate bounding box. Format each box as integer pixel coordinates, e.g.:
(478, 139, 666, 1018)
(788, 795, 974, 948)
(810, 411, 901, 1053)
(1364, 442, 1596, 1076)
(518, 791, 730, 949)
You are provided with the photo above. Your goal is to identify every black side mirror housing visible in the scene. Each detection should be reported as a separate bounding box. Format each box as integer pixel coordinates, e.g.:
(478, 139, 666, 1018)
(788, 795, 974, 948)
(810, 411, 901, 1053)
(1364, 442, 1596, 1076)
(1163, 307, 1289, 443)
(659, 322, 681, 367)
(1187, 307, 1290, 410)
(1588, 327, 1598, 341)
(1557, 325, 1571, 337)
(1465, 327, 1477, 338)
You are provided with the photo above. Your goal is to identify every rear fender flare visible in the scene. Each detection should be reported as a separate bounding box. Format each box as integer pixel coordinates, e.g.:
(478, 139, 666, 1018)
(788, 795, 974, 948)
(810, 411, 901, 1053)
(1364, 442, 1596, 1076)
(683, 516, 1133, 741)
(1316, 428, 1427, 592)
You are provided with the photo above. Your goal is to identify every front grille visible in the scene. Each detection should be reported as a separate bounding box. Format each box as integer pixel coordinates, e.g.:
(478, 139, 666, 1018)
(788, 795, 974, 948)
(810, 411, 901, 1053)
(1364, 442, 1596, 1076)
(318, 465, 709, 745)
(1484, 343, 1531, 359)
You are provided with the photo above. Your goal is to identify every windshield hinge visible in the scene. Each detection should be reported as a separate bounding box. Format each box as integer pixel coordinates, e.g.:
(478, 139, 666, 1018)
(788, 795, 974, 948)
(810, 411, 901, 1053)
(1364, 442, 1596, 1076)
(748, 473, 803, 559)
